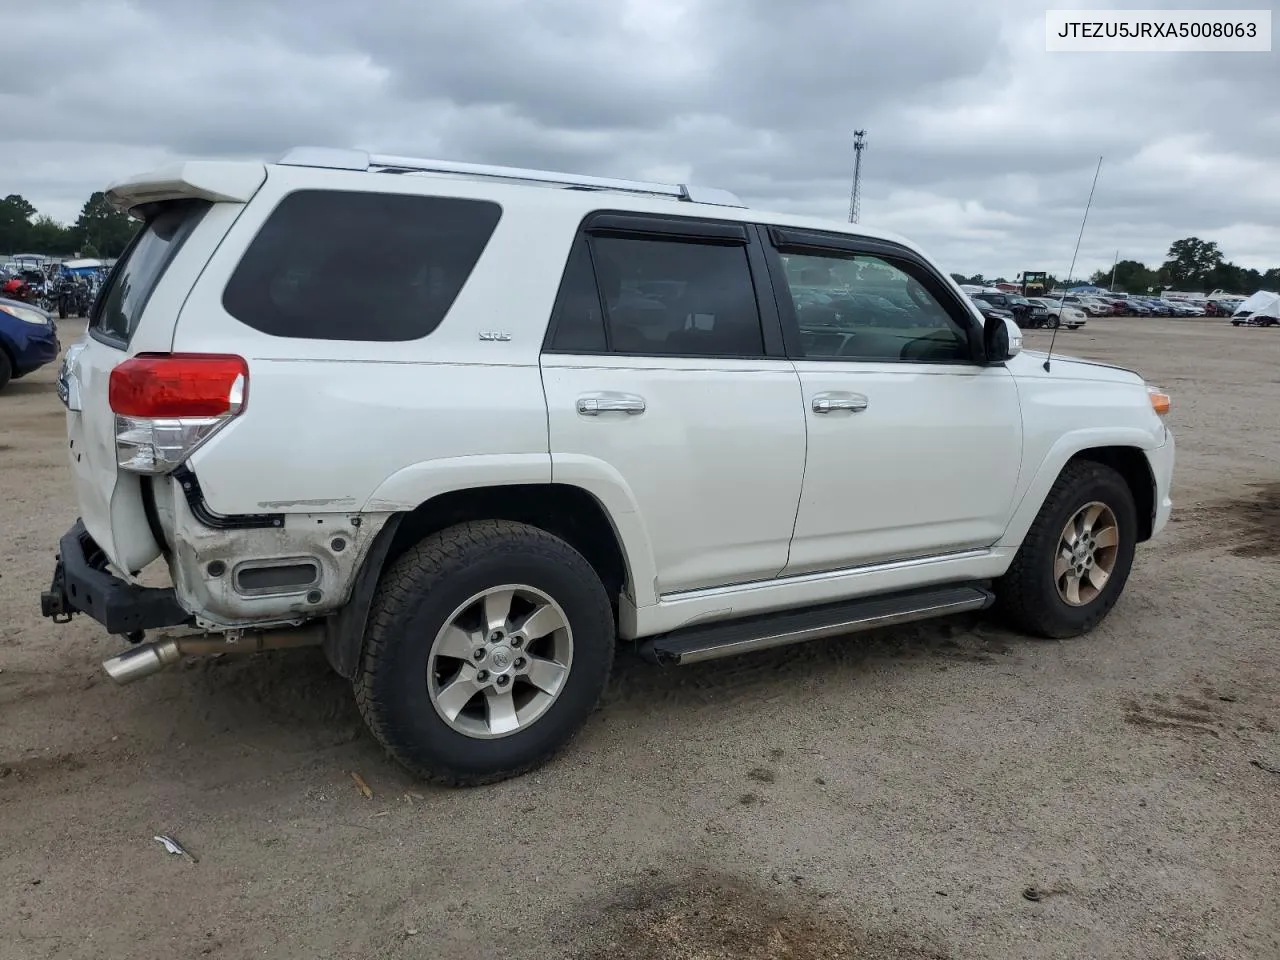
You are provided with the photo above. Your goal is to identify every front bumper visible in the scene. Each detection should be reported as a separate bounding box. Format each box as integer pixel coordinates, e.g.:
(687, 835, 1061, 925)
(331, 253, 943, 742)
(2, 322, 60, 376)
(40, 520, 192, 635)
(1147, 429, 1176, 539)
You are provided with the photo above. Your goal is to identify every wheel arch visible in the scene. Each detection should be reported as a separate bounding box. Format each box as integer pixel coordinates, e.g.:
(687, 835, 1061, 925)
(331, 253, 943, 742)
(324, 481, 645, 679)
(1000, 430, 1161, 552)
(1068, 446, 1156, 542)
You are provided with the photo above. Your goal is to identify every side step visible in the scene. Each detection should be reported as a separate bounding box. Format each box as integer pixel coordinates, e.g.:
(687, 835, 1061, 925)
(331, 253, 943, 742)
(640, 582, 995, 666)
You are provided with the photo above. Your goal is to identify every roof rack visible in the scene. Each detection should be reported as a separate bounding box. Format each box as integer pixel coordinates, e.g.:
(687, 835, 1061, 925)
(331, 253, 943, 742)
(275, 147, 746, 208)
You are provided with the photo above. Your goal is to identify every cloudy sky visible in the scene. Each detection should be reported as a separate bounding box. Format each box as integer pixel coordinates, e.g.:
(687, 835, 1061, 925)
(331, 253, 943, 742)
(3, 0, 1277, 279)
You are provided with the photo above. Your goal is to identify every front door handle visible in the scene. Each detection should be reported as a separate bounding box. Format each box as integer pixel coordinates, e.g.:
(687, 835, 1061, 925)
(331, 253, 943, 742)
(577, 394, 646, 416)
(812, 392, 869, 414)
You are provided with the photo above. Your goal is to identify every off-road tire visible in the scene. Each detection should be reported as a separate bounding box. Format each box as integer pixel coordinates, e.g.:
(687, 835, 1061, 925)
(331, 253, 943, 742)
(354, 519, 615, 786)
(995, 460, 1138, 639)
(0, 349, 12, 392)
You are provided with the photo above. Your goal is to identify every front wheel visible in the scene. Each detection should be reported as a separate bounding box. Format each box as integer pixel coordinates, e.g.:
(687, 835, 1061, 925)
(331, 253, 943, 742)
(355, 520, 615, 786)
(995, 460, 1137, 639)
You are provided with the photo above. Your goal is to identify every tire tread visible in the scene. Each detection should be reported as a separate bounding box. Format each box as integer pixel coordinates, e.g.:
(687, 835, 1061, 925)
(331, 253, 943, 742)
(996, 459, 1134, 639)
(354, 519, 613, 787)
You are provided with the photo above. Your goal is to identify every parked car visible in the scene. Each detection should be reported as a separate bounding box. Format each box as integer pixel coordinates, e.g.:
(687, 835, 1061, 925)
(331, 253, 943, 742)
(971, 290, 1051, 328)
(0, 296, 60, 391)
(1160, 299, 1197, 316)
(1229, 291, 1280, 327)
(967, 294, 1017, 326)
(40, 146, 1177, 786)
(1028, 298, 1087, 329)
(1060, 295, 1111, 317)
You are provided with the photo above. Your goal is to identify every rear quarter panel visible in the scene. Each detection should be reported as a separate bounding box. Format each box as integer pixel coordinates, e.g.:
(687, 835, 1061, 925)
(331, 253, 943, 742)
(173, 168, 591, 515)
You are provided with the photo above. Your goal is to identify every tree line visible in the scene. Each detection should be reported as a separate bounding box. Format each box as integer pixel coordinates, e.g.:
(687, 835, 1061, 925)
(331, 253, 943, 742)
(954, 237, 1280, 295)
(1, 192, 139, 260)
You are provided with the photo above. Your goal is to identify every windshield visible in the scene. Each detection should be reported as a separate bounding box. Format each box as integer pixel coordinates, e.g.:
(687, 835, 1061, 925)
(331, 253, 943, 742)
(89, 199, 210, 347)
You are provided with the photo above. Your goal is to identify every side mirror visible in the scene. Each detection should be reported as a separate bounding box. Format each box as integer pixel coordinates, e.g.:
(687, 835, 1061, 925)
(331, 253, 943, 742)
(983, 315, 1022, 362)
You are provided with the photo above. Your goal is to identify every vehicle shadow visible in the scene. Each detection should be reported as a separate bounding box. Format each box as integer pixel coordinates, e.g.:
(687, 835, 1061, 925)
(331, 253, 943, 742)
(602, 611, 1019, 710)
(146, 611, 1023, 751)
(13, 611, 1029, 797)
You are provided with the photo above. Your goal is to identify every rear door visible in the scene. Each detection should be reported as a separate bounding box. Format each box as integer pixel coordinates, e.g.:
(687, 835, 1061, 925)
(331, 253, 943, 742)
(539, 213, 806, 598)
(61, 199, 220, 576)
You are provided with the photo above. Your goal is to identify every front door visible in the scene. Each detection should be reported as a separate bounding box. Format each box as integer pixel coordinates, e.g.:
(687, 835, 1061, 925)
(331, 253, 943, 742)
(761, 233, 1024, 576)
(540, 220, 806, 597)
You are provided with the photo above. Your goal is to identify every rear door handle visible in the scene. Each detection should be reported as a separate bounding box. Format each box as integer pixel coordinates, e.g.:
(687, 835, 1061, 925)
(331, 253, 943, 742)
(812, 392, 869, 414)
(577, 394, 646, 416)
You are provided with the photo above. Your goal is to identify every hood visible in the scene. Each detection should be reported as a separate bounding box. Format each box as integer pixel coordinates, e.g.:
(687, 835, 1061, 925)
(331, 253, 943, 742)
(1010, 350, 1144, 384)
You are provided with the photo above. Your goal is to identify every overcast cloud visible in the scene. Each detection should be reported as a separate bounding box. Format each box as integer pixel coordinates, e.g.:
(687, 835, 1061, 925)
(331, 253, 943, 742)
(2, 0, 1277, 279)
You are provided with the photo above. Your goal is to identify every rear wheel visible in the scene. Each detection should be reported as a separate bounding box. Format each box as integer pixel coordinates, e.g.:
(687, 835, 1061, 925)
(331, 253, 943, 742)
(996, 460, 1137, 639)
(355, 520, 615, 786)
(0, 350, 12, 391)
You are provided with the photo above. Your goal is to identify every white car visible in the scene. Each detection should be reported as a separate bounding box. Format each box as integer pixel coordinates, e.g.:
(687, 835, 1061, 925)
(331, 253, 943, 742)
(41, 147, 1176, 785)
(1029, 298, 1088, 329)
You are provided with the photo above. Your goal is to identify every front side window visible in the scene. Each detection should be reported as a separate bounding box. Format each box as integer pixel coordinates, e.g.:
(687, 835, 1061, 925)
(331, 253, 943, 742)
(778, 251, 972, 362)
(223, 190, 502, 342)
(589, 236, 765, 357)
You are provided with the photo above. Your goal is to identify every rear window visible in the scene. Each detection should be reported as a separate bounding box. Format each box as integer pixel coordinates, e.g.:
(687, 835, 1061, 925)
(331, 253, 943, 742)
(221, 190, 502, 342)
(90, 199, 209, 346)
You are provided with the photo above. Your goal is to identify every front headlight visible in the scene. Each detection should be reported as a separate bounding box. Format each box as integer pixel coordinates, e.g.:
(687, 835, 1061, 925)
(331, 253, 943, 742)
(0, 303, 51, 326)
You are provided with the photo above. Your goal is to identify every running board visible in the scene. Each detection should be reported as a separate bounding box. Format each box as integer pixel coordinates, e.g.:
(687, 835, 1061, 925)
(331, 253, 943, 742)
(639, 583, 994, 666)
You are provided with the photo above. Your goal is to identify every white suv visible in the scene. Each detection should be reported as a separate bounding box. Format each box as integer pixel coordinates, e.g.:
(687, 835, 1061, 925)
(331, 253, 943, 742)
(41, 147, 1175, 785)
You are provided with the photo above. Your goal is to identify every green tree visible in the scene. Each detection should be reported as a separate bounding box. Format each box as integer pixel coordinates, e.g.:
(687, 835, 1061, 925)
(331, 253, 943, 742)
(73, 191, 138, 258)
(27, 215, 74, 255)
(1162, 237, 1224, 290)
(1089, 259, 1157, 293)
(0, 194, 37, 251)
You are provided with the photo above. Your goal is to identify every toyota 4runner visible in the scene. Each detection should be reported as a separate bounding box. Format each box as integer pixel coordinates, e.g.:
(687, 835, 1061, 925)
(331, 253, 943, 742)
(40, 147, 1175, 786)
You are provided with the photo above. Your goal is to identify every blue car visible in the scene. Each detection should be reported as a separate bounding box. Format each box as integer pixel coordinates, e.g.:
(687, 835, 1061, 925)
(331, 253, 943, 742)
(0, 297, 61, 391)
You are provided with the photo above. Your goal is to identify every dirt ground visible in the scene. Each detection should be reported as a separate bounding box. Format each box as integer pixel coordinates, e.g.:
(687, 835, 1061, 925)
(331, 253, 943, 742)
(2, 317, 1277, 960)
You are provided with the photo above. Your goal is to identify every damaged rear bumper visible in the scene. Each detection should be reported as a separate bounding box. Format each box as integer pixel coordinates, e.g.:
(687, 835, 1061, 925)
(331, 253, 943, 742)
(40, 520, 192, 635)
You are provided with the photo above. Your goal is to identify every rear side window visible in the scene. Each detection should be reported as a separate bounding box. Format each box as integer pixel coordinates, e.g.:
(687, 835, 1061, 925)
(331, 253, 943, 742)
(90, 199, 209, 346)
(222, 190, 502, 342)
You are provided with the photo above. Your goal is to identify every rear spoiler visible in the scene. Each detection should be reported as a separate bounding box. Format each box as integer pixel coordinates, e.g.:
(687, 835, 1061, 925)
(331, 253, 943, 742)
(105, 161, 268, 218)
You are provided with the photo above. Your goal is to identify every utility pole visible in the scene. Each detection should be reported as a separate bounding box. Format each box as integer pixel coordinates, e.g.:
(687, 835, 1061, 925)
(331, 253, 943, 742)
(847, 130, 867, 224)
(1110, 249, 1119, 290)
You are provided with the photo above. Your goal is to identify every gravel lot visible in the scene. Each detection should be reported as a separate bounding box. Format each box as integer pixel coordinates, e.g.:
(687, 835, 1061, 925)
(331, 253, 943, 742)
(2, 317, 1277, 960)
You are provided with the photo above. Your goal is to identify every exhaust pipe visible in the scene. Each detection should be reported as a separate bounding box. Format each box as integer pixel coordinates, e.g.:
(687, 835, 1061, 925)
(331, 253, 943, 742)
(103, 639, 184, 683)
(101, 627, 323, 685)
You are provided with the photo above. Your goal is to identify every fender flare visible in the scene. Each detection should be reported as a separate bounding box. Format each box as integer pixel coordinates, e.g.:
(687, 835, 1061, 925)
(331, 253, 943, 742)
(322, 455, 660, 679)
(999, 427, 1160, 549)
(362, 453, 658, 608)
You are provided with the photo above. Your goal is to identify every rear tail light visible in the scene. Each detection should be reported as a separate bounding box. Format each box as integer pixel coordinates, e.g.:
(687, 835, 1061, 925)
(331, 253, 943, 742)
(109, 354, 248, 474)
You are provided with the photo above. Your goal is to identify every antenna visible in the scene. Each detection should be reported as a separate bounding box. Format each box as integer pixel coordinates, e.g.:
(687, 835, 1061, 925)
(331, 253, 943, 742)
(847, 130, 867, 223)
(1045, 155, 1103, 372)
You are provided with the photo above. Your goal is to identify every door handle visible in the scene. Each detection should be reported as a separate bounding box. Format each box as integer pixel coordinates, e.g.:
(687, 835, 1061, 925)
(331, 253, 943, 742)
(811, 392, 869, 414)
(577, 395, 646, 416)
